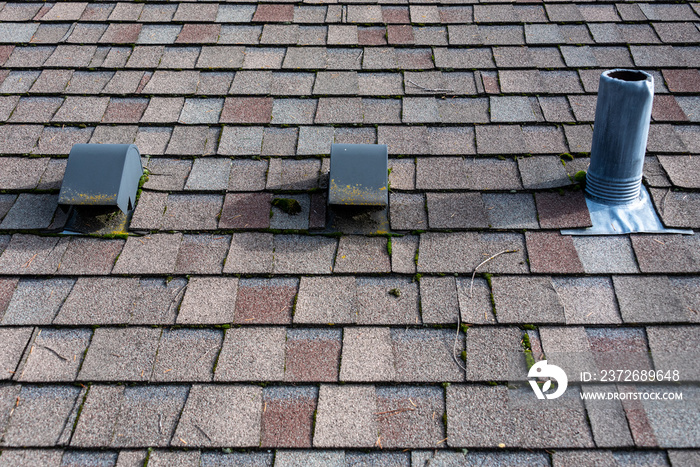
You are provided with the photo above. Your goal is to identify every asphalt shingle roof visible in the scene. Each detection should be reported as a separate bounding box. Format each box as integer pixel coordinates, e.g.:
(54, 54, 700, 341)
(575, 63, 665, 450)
(0, 0, 699, 464)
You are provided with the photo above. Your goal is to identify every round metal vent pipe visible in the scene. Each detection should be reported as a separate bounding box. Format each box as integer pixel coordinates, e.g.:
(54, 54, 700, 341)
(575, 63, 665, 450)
(585, 69, 654, 205)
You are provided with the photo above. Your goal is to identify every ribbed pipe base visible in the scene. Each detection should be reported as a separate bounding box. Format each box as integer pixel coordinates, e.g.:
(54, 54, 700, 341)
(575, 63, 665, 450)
(585, 170, 642, 206)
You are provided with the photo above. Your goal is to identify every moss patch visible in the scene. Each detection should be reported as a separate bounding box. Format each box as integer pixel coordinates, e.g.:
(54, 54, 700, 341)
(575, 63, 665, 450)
(522, 332, 536, 370)
(272, 198, 302, 215)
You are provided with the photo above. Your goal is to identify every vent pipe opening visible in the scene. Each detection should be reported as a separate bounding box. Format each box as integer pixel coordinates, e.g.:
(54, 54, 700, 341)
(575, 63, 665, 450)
(607, 70, 648, 82)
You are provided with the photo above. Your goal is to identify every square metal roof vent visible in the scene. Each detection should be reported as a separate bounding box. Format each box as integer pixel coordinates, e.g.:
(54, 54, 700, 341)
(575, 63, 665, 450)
(59, 144, 143, 214)
(328, 144, 388, 207)
(324, 144, 390, 234)
(58, 144, 144, 235)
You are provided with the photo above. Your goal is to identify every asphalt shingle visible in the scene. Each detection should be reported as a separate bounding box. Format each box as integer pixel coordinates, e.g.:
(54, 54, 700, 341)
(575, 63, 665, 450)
(218, 126, 264, 155)
(8, 97, 61, 124)
(392, 328, 464, 382)
(0, 70, 41, 93)
(334, 236, 390, 273)
(492, 276, 566, 324)
(112, 234, 181, 275)
(313, 385, 377, 448)
(273, 235, 337, 275)
(2, 385, 82, 447)
(78, 327, 161, 382)
(130, 278, 187, 325)
(261, 386, 317, 448)
(0, 327, 33, 381)
(152, 329, 222, 382)
(137, 24, 181, 44)
(427, 192, 488, 229)
(223, 233, 274, 274)
(0, 158, 48, 190)
(417, 232, 528, 274)
(519, 156, 571, 189)
(647, 326, 699, 382)
(476, 125, 527, 155)
(285, 329, 341, 383)
(53, 278, 130, 326)
(554, 276, 621, 325)
(178, 98, 223, 125)
(234, 278, 297, 325)
(657, 155, 700, 188)
(161, 194, 223, 231)
(483, 193, 539, 229)
(141, 97, 183, 124)
(389, 193, 427, 232)
(633, 233, 700, 274)
(0, 449, 64, 466)
(0, 194, 58, 230)
(147, 451, 200, 467)
(224, 160, 266, 191)
(0, 235, 69, 276)
(0, 3, 44, 21)
(218, 193, 271, 229)
(42, 3, 87, 21)
(536, 191, 591, 229)
(165, 126, 209, 155)
(340, 327, 395, 382)
(456, 276, 496, 325)
(573, 236, 640, 274)
(624, 272, 682, 320)
(3, 278, 73, 325)
(112, 386, 188, 448)
(466, 327, 528, 382)
(267, 158, 320, 190)
(446, 384, 594, 448)
(177, 277, 238, 325)
(201, 452, 272, 466)
(315, 98, 362, 124)
(491, 96, 538, 123)
(215, 327, 286, 382)
(581, 384, 635, 448)
(651, 188, 700, 228)
(376, 386, 445, 449)
(174, 234, 229, 275)
(294, 277, 356, 324)
(356, 277, 419, 325)
(173, 385, 262, 447)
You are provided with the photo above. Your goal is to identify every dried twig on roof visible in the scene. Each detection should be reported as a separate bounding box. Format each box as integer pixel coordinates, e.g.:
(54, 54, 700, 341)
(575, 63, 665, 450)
(405, 79, 454, 94)
(452, 249, 519, 372)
